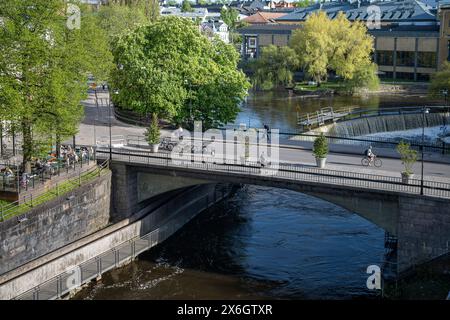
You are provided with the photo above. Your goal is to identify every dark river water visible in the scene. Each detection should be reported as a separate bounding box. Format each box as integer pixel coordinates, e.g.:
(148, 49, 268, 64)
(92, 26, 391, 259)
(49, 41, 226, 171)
(75, 186, 385, 300)
(74, 91, 442, 300)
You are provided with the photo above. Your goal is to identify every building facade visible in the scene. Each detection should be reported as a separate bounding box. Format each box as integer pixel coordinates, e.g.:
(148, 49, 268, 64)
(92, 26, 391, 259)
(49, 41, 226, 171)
(238, 0, 450, 81)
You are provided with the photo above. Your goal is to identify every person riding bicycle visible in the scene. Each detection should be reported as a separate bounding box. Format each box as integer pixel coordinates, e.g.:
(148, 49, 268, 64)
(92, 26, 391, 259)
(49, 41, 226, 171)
(364, 146, 376, 164)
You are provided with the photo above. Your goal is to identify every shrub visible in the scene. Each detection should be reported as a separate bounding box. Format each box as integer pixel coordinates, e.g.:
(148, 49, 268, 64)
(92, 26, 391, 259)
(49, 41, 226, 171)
(396, 140, 418, 175)
(313, 133, 328, 158)
(145, 113, 160, 145)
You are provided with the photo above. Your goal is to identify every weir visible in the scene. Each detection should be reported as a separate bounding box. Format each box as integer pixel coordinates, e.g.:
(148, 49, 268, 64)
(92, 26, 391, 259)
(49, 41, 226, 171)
(310, 112, 450, 137)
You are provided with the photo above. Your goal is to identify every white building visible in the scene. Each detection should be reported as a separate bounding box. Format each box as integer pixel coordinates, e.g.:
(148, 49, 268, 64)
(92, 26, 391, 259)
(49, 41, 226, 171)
(200, 20, 229, 43)
(159, 7, 209, 23)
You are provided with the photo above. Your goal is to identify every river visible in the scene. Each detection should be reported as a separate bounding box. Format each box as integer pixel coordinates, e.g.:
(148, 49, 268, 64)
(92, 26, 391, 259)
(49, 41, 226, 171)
(74, 90, 444, 300)
(234, 90, 443, 133)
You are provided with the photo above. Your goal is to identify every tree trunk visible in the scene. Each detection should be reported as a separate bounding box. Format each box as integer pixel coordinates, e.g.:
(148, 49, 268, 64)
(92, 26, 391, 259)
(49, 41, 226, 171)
(56, 132, 61, 159)
(21, 119, 32, 173)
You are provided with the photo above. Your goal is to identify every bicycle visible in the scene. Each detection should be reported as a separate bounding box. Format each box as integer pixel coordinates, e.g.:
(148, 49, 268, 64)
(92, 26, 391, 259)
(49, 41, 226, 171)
(361, 155, 382, 167)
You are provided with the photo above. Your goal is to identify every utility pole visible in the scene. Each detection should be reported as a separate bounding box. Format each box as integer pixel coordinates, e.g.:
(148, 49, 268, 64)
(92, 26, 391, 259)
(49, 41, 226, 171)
(420, 107, 430, 196)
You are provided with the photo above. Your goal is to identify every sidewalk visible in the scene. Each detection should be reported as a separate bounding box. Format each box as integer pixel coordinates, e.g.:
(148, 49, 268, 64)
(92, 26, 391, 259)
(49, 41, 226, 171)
(280, 135, 450, 165)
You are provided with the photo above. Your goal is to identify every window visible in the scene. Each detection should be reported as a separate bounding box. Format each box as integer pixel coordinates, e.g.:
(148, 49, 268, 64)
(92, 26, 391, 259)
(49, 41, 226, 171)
(417, 73, 431, 81)
(417, 52, 436, 68)
(377, 50, 394, 66)
(248, 37, 257, 48)
(395, 72, 414, 80)
(378, 71, 393, 79)
(396, 51, 415, 67)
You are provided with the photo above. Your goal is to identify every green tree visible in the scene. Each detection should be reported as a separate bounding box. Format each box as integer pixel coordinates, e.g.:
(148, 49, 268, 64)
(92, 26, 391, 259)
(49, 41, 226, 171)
(181, 0, 193, 12)
(108, 0, 160, 20)
(145, 113, 161, 144)
(313, 133, 328, 159)
(250, 45, 299, 90)
(167, 0, 177, 6)
(290, 11, 376, 88)
(220, 6, 239, 43)
(429, 61, 450, 96)
(293, 0, 314, 7)
(97, 1, 159, 45)
(396, 141, 418, 176)
(220, 6, 239, 30)
(290, 11, 332, 83)
(0, 0, 113, 171)
(110, 17, 250, 129)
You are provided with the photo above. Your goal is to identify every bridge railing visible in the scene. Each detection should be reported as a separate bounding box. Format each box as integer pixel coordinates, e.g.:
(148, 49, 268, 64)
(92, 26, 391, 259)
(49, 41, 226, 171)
(97, 148, 450, 199)
(221, 126, 449, 153)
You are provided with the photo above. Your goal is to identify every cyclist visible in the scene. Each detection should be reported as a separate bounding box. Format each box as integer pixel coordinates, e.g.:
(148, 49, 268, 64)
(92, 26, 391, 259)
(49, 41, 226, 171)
(364, 145, 376, 165)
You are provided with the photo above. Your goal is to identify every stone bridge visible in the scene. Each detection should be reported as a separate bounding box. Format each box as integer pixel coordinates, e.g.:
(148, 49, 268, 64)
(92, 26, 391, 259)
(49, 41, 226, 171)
(98, 148, 450, 273)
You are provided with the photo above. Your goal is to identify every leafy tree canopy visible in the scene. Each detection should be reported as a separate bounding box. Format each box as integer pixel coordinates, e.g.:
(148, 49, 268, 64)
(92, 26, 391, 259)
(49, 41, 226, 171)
(250, 45, 299, 90)
(293, 0, 314, 8)
(220, 6, 239, 30)
(181, 0, 194, 12)
(0, 0, 113, 169)
(96, 0, 159, 45)
(290, 11, 375, 87)
(110, 16, 250, 129)
(429, 61, 450, 97)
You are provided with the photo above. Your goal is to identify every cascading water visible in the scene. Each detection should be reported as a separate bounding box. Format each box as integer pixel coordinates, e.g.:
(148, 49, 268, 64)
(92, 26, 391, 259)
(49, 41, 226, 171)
(317, 113, 450, 138)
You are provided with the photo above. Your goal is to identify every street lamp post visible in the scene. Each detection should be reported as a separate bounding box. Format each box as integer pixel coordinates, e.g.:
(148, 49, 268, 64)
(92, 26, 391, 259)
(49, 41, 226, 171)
(109, 98, 112, 161)
(420, 106, 430, 196)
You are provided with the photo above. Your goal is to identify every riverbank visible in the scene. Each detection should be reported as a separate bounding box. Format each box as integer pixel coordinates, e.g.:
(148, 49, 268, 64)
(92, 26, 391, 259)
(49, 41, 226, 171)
(292, 81, 429, 97)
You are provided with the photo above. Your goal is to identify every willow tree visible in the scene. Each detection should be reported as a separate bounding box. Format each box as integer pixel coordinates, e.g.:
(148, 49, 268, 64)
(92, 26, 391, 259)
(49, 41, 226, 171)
(290, 11, 377, 88)
(250, 45, 299, 90)
(110, 16, 250, 129)
(429, 62, 450, 96)
(0, 0, 112, 171)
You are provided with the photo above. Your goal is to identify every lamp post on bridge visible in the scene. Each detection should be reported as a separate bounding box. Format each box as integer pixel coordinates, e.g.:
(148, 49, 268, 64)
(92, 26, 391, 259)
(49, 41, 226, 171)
(420, 106, 430, 196)
(442, 89, 449, 114)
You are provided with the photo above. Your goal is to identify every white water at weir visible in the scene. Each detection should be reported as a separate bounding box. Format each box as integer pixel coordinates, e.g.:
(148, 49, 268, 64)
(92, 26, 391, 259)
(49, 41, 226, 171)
(355, 125, 450, 145)
(324, 113, 450, 138)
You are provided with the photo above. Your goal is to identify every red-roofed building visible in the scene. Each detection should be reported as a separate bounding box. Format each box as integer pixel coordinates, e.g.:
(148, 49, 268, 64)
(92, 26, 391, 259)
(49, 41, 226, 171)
(242, 11, 288, 25)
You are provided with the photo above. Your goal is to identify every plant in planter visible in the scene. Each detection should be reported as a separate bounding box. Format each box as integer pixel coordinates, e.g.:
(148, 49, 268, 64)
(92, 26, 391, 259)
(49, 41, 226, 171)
(145, 113, 161, 153)
(313, 133, 328, 168)
(396, 140, 418, 184)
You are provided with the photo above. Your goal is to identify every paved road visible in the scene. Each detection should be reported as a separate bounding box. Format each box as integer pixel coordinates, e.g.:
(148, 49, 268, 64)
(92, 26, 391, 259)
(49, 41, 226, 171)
(75, 91, 450, 181)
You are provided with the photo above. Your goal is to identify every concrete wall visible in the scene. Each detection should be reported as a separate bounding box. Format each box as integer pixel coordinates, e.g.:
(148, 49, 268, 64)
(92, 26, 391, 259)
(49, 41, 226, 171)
(0, 172, 112, 275)
(0, 183, 232, 300)
(397, 195, 450, 272)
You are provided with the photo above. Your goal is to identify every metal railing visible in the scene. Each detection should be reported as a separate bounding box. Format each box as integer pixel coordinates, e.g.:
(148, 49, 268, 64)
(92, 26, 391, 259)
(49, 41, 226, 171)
(221, 126, 450, 153)
(0, 151, 96, 194)
(13, 184, 228, 300)
(96, 148, 450, 199)
(297, 105, 450, 129)
(0, 159, 109, 222)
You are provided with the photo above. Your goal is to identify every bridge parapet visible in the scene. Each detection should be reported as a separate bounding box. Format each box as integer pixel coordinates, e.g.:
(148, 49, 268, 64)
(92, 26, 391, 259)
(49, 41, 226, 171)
(103, 148, 450, 273)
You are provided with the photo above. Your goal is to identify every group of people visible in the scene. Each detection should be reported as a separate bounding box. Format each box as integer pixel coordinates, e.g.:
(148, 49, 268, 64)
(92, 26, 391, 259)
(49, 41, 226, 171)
(57, 145, 93, 168)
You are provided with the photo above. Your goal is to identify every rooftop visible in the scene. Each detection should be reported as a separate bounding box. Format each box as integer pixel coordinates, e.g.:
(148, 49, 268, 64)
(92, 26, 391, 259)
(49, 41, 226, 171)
(243, 11, 289, 23)
(276, 0, 437, 22)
